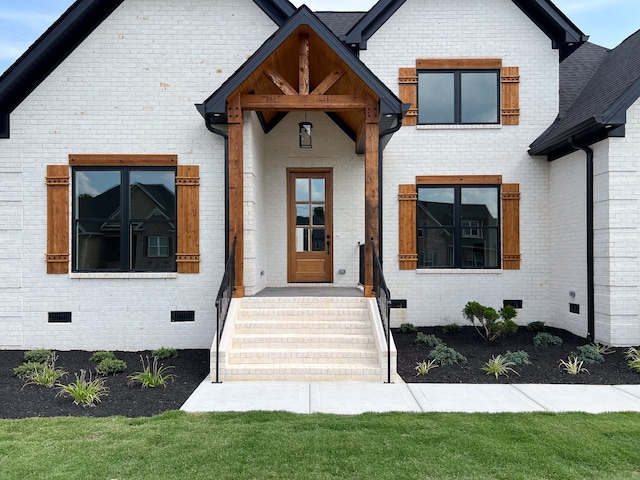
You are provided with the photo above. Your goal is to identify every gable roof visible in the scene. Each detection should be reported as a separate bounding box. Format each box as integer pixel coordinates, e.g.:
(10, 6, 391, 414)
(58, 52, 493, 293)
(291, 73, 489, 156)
(315, 12, 367, 38)
(530, 30, 640, 159)
(343, 0, 586, 59)
(0, 0, 296, 138)
(196, 6, 408, 145)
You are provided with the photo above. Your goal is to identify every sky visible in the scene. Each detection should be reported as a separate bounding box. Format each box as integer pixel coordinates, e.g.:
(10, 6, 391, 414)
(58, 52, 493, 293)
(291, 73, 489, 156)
(1, 0, 639, 76)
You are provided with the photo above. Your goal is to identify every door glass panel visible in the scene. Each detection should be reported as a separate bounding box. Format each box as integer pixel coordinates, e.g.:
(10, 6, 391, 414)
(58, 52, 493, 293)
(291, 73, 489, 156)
(311, 178, 325, 201)
(296, 205, 310, 226)
(312, 205, 325, 226)
(295, 178, 309, 202)
(312, 228, 325, 251)
(296, 228, 309, 252)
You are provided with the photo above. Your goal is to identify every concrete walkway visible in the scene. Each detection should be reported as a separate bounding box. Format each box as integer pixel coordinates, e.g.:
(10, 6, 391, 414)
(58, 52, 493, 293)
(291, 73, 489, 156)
(181, 376, 640, 414)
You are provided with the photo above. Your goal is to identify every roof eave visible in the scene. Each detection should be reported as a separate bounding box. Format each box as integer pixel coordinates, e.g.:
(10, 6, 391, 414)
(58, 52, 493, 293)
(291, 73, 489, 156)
(343, 0, 407, 50)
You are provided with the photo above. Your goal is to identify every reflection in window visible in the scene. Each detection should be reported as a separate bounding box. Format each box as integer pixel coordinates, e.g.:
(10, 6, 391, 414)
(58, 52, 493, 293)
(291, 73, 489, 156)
(73, 168, 176, 272)
(417, 185, 500, 268)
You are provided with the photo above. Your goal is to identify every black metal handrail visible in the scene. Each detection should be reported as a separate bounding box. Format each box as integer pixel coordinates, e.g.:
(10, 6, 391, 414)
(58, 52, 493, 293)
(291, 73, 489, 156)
(214, 237, 237, 383)
(371, 238, 392, 383)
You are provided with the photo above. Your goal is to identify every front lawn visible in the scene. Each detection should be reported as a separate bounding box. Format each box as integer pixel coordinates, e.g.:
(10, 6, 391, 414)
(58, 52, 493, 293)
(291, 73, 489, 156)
(1, 411, 639, 479)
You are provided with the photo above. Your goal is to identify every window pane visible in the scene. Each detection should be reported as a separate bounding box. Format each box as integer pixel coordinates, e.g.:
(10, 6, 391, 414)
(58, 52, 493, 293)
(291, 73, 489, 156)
(296, 228, 309, 252)
(461, 72, 498, 123)
(295, 178, 309, 202)
(75, 170, 121, 219)
(461, 187, 498, 226)
(418, 72, 455, 124)
(312, 205, 325, 226)
(462, 228, 499, 268)
(130, 170, 176, 219)
(311, 178, 325, 202)
(418, 187, 454, 227)
(76, 222, 121, 270)
(312, 228, 325, 252)
(418, 227, 454, 267)
(296, 205, 310, 226)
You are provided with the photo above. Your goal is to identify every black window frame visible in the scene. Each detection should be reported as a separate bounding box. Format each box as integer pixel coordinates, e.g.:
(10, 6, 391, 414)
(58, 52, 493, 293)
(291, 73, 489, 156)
(417, 69, 501, 125)
(72, 166, 177, 273)
(417, 184, 501, 269)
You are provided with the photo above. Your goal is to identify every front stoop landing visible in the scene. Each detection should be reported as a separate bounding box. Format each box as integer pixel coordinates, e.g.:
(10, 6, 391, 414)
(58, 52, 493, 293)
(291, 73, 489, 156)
(211, 296, 396, 382)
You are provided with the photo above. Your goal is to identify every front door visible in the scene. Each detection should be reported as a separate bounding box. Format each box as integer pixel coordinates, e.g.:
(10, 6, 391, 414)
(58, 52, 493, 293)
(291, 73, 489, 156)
(287, 168, 333, 283)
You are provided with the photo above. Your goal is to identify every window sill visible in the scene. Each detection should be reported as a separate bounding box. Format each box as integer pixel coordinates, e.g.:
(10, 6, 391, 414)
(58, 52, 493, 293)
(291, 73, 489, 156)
(416, 124, 501, 130)
(416, 269, 502, 275)
(69, 272, 178, 279)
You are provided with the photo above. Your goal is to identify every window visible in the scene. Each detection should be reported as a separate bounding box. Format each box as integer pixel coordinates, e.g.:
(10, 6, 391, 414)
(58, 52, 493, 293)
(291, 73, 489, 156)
(418, 70, 500, 125)
(73, 167, 177, 272)
(417, 185, 500, 268)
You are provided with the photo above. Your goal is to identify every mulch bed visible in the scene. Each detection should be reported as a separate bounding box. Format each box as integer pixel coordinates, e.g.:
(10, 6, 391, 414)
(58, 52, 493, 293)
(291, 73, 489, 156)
(395, 326, 640, 385)
(1, 326, 639, 419)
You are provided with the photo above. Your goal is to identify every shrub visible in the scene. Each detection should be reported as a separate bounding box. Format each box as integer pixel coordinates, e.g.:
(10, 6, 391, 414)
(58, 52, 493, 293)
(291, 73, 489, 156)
(526, 321, 546, 332)
(591, 343, 615, 355)
(23, 349, 54, 364)
(462, 301, 518, 341)
(96, 358, 127, 375)
(533, 332, 563, 347)
(89, 351, 116, 363)
(428, 344, 467, 366)
(571, 345, 604, 365)
(57, 370, 108, 407)
(625, 347, 640, 373)
(20, 353, 67, 387)
(481, 355, 519, 379)
(152, 347, 178, 360)
(13, 362, 46, 380)
(399, 323, 416, 333)
(128, 356, 175, 388)
(559, 357, 589, 375)
(415, 359, 438, 376)
(503, 350, 531, 365)
(442, 323, 461, 334)
(415, 332, 443, 348)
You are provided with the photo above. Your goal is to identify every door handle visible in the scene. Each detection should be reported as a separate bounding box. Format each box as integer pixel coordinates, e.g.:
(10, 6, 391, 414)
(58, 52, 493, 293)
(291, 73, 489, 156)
(326, 236, 331, 255)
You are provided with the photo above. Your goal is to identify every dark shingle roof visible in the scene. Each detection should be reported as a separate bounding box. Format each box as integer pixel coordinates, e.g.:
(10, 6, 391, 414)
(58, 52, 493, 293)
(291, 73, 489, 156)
(530, 29, 640, 157)
(315, 12, 367, 37)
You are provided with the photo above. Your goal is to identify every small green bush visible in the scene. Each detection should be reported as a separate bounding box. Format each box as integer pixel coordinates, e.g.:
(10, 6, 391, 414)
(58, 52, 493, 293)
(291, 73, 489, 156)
(533, 332, 563, 347)
(22, 355, 67, 387)
(23, 349, 54, 364)
(625, 347, 640, 373)
(13, 362, 46, 380)
(399, 323, 417, 333)
(415, 359, 438, 376)
(96, 358, 127, 375)
(481, 355, 518, 378)
(152, 347, 178, 360)
(415, 332, 443, 348)
(89, 351, 116, 363)
(442, 323, 462, 334)
(526, 321, 546, 332)
(559, 357, 589, 375)
(128, 356, 175, 388)
(571, 345, 604, 365)
(503, 350, 531, 365)
(462, 301, 518, 341)
(57, 370, 108, 407)
(428, 344, 467, 366)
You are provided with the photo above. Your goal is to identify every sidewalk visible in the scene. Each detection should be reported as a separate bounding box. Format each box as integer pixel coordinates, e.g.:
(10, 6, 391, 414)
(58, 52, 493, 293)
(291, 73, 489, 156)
(181, 376, 640, 414)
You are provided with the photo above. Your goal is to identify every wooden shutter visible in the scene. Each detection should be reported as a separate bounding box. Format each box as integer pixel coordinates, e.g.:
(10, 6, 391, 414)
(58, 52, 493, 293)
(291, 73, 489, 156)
(501, 67, 520, 125)
(176, 165, 200, 273)
(46, 165, 70, 274)
(502, 183, 520, 270)
(398, 184, 418, 270)
(398, 68, 418, 126)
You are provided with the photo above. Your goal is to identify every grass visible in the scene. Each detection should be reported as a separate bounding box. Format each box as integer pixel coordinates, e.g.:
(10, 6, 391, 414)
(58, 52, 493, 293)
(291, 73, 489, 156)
(0, 412, 639, 479)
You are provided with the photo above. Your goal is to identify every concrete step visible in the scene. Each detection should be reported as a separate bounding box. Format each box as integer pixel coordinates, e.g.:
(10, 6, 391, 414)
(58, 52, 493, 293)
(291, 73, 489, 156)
(237, 307, 370, 323)
(223, 363, 383, 382)
(234, 319, 372, 335)
(227, 348, 380, 365)
(231, 333, 375, 350)
(238, 297, 369, 310)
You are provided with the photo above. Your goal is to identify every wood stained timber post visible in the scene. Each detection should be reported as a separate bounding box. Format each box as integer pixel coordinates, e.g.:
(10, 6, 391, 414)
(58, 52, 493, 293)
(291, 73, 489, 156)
(299, 33, 310, 95)
(227, 95, 245, 297)
(364, 97, 379, 297)
(46, 165, 70, 274)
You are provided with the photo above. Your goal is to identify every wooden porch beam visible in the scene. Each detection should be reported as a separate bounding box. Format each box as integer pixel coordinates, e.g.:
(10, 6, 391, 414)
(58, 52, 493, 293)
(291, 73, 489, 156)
(299, 33, 310, 95)
(240, 94, 368, 111)
(264, 68, 298, 96)
(311, 69, 345, 96)
(364, 96, 380, 298)
(227, 95, 245, 298)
